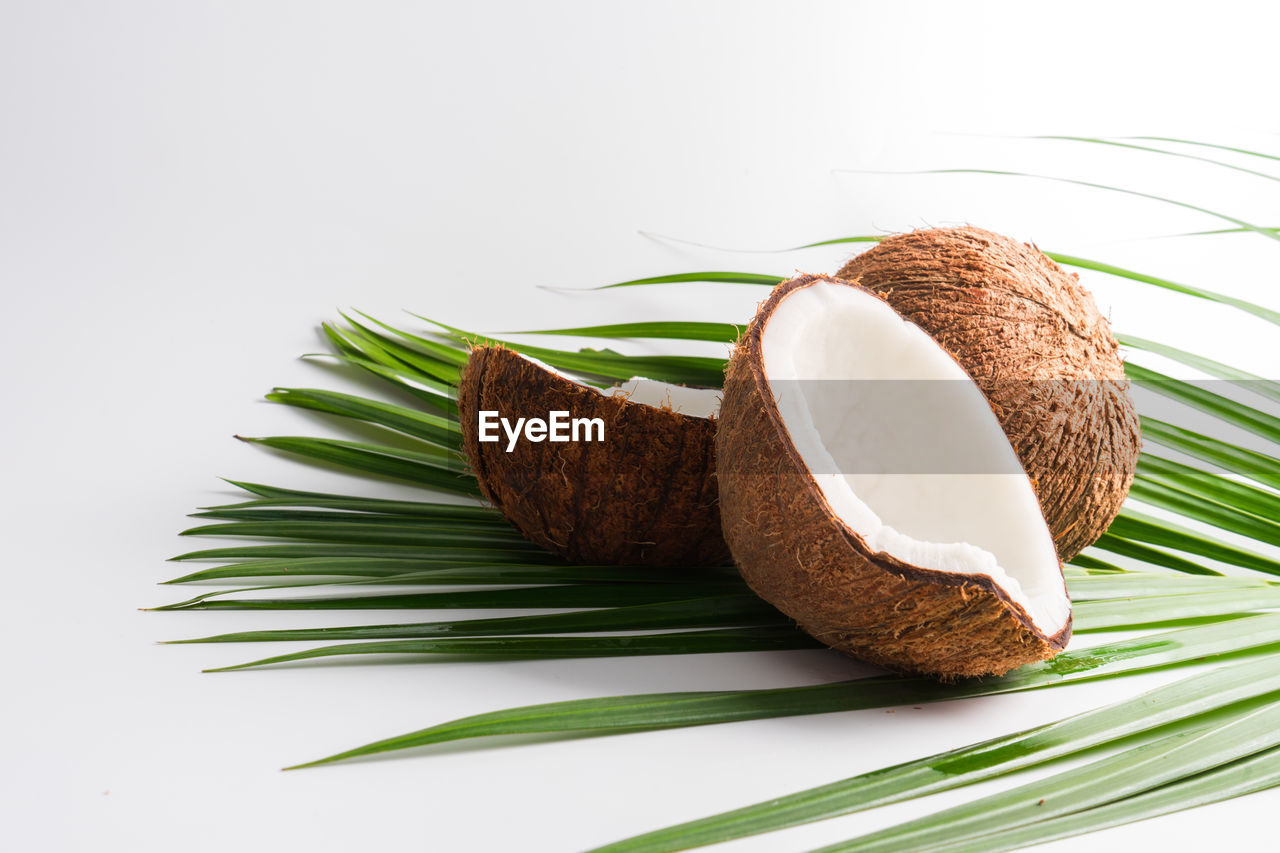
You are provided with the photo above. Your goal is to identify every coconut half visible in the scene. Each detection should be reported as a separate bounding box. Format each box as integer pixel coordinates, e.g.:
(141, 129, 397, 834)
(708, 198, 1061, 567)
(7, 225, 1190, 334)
(837, 226, 1141, 561)
(717, 275, 1071, 678)
(459, 345, 730, 566)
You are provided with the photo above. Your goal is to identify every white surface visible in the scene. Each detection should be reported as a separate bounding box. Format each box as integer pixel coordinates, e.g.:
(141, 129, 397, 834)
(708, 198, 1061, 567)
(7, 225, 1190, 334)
(3, 2, 1279, 852)
(760, 280, 1066, 634)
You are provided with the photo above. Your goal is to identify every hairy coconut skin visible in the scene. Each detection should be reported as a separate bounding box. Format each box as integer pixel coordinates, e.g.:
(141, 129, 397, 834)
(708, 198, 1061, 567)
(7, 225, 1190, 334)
(717, 275, 1069, 679)
(836, 226, 1141, 561)
(459, 346, 731, 567)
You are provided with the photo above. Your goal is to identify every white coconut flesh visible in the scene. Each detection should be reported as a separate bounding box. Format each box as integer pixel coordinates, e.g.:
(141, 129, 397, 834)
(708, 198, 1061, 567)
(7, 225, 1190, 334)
(604, 378, 721, 418)
(509, 352, 721, 418)
(759, 280, 1069, 637)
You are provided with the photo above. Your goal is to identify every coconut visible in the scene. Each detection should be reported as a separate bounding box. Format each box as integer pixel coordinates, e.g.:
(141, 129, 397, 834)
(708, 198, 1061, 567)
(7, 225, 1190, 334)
(836, 226, 1141, 561)
(459, 345, 730, 566)
(717, 274, 1072, 678)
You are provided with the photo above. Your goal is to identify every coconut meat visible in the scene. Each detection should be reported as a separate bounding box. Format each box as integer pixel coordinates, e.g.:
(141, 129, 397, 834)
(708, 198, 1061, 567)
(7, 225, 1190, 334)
(509, 352, 720, 418)
(603, 378, 721, 418)
(759, 280, 1068, 636)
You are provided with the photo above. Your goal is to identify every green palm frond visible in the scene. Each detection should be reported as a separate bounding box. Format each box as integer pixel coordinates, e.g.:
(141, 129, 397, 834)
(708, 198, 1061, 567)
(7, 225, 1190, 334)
(156, 581, 747, 612)
(1032, 135, 1280, 182)
(808, 697, 1280, 853)
(205, 627, 821, 673)
(594, 271, 786, 289)
(1121, 136, 1280, 163)
(162, 137, 1280, 851)
(573, 253, 1280, 327)
(856, 168, 1280, 243)
(1140, 417, 1280, 490)
(586, 655, 1280, 853)
(167, 596, 780, 644)
(283, 614, 1280, 769)
(507, 321, 742, 342)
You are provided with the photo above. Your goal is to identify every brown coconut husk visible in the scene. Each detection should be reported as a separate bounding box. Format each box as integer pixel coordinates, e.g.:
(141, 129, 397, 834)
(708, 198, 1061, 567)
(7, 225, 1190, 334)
(836, 226, 1141, 561)
(458, 345, 731, 567)
(717, 274, 1069, 679)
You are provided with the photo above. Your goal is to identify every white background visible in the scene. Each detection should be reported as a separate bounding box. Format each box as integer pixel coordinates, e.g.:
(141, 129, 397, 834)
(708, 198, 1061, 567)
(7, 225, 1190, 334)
(3, 2, 1279, 851)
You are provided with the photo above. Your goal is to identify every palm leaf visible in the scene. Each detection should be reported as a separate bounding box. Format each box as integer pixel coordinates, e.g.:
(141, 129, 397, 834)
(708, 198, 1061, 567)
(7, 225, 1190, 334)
(915, 746, 1280, 853)
(1048, 254, 1280, 326)
(508, 321, 741, 343)
(594, 272, 784, 289)
(415, 315, 728, 386)
(206, 627, 820, 673)
(1033, 135, 1280, 183)
(1089, 533, 1224, 576)
(1121, 136, 1280, 163)
(177, 520, 529, 547)
(203, 481, 490, 517)
(166, 596, 784, 644)
(1120, 334, 1280, 403)
(809, 699, 1280, 853)
(1127, 364, 1280, 444)
(237, 435, 478, 495)
(1067, 571, 1267, 599)
(887, 168, 1280, 243)
(1127, 479, 1280, 548)
(1106, 511, 1280, 576)
(1137, 454, 1280, 521)
(164, 559, 734, 585)
(565, 256, 1280, 328)
(1074, 588, 1280, 631)
(285, 613, 1280, 768)
(589, 655, 1280, 853)
(163, 138, 1280, 850)
(266, 387, 463, 449)
(154, 581, 749, 612)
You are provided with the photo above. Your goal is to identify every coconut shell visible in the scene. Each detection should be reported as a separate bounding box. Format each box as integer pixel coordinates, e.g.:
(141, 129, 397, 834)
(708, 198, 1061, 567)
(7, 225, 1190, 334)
(836, 226, 1141, 561)
(458, 345, 731, 567)
(717, 274, 1070, 679)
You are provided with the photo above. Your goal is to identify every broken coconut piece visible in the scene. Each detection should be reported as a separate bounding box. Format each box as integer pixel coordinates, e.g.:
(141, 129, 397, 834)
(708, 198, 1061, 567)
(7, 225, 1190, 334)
(837, 226, 1141, 561)
(717, 274, 1070, 678)
(459, 345, 730, 566)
